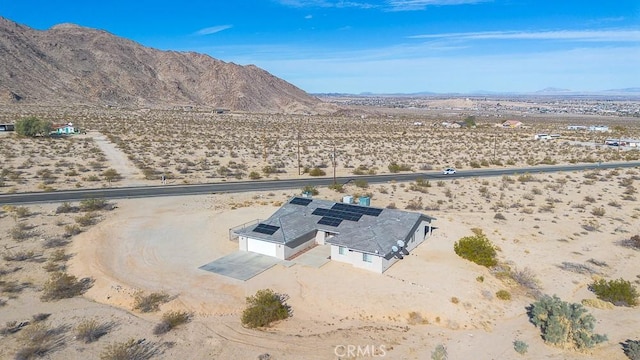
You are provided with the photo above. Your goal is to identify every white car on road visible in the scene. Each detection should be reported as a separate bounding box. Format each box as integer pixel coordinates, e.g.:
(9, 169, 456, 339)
(443, 168, 456, 175)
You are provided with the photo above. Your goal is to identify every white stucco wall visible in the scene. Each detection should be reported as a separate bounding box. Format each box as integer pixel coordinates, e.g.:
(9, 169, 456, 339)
(239, 236, 248, 251)
(330, 245, 383, 273)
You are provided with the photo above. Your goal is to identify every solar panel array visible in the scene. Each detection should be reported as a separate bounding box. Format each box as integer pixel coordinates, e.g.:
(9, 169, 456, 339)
(332, 203, 383, 217)
(317, 217, 343, 227)
(314, 202, 384, 227)
(253, 223, 280, 235)
(312, 208, 363, 221)
(290, 197, 313, 206)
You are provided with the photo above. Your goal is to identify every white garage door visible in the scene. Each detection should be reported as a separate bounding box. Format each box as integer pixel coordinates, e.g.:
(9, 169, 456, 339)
(247, 238, 277, 257)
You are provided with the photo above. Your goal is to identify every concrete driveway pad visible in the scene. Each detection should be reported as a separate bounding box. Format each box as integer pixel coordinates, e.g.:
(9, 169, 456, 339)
(199, 251, 281, 281)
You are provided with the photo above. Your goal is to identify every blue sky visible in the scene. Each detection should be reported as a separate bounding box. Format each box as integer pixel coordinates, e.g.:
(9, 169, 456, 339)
(2, 1, 639, 94)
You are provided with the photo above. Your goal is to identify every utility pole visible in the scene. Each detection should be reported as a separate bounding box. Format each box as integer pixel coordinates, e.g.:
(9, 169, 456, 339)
(332, 144, 337, 186)
(493, 132, 497, 160)
(297, 128, 301, 175)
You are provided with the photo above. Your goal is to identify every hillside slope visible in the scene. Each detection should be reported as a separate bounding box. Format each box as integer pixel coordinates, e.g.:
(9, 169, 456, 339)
(0, 17, 326, 113)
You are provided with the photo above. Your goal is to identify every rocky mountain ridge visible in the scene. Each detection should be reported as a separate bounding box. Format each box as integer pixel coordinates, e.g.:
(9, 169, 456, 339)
(0, 17, 328, 113)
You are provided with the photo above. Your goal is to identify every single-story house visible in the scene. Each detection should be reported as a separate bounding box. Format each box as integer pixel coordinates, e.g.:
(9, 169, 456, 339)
(589, 125, 610, 132)
(233, 197, 436, 273)
(502, 120, 523, 128)
(52, 123, 75, 135)
(567, 125, 588, 130)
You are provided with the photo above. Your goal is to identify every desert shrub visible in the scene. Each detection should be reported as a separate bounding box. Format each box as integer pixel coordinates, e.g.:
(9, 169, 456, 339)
(15, 322, 65, 360)
(354, 179, 369, 188)
(527, 295, 607, 349)
(75, 212, 97, 227)
(513, 339, 528, 355)
(511, 267, 542, 298)
(0, 279, 28, 294)
(100, 338, 158, 360)
(407, 311, 428, 325)
(622, 339, 640, 360)
(581, 298, 614, 310)
(102, 168, 121, 182)
(388, 162, 412, 173)
(248, 171, 261, 180)
(494, 213, 506, 220)
(63, 224, 82, 237)
(15, 116, 51, 137)
(12, 206, 30, 218)
(41, 272, 92, 301)
(241, 289, 291, 328)
(132, 292, 170, 313)
(308, 167, 325, 176)
(43, 237, 69, 249)
(589, 278, 639, 307)
(153, 310, 191, 335)
(453, 233, 497, 267)
(32, 313, 51, 322)
(621, 235, 640, 250)
(43, 261, 64, 273)
(55, 202, 79, 214)
(48, 249, 68, 263)
(431, 344, 448, 360)
(559, 262, 598, 275)
(301, 185, 319, 196)
(10, 223, 33, 241)
(591, 207, 606, 217)
(79, 198, 108, 212)
(75, 319, 113, 343)
(3, 250, 36, 262)
(496, 290, 512, 300)
(328, 183, 344, 192)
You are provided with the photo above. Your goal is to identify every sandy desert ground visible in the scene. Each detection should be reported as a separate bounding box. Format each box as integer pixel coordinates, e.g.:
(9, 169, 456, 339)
(1, 104, 639, 359)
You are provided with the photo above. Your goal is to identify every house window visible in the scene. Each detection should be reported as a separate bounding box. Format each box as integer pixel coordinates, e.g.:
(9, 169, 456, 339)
(338, 246, 346, 255)
(363, 253, 373, 263)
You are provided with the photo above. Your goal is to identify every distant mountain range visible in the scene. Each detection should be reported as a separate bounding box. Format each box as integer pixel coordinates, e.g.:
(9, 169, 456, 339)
(315, 88, 640, 97)
(0, 17, 328, 113)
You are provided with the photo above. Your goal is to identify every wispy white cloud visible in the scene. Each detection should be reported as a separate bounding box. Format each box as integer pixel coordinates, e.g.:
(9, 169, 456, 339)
(386, 0, 491, 11)
(276, 0, 376, 9)
(194, 25, 233, 36)
(409, 29, 640, 42)
(305, 14, 313, 19)
(277, 0, 487, 10)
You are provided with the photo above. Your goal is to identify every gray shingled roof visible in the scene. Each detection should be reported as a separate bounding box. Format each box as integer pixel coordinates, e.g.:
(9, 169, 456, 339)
(234, 197, 435, 257)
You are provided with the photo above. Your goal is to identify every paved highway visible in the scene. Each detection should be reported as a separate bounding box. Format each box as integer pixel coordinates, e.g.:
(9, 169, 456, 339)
(1, 162, 639, 205)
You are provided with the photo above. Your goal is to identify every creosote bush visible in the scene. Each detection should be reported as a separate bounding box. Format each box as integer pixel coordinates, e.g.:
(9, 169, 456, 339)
(513, 339, 528, 355)
(622, 339, 640, 360)
(496, 290, 512, 300)
(79, 198, 109, 212)
(301, 185, 319, 196)
(589, 278, 639, 307)
(75, 319, 113, 343)
(308, 167, 326, 176)
(41, 271, 92, 301)
(453, 231, 497, 267)
(153, 310, 192, 335)
(527, 295, 607, 350)
(100, 338, 158, 360)
(241, 289, 292, 328)
(431, 344, 448, 360)
(132, 291, 170, 313)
